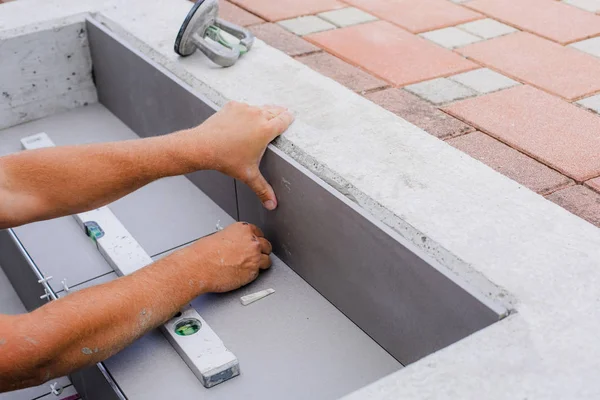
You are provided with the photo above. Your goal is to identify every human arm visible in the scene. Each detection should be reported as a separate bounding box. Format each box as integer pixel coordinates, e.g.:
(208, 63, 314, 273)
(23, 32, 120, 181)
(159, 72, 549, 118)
(0, 222, 272, 392)
(0, 102, 294, 229)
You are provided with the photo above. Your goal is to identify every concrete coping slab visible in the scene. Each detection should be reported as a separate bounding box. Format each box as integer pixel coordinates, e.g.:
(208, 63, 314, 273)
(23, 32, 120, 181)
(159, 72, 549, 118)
(2, 1, 600, 399)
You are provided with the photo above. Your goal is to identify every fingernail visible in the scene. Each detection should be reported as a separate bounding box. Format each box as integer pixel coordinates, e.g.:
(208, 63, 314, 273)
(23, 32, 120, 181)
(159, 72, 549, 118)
(263, 200, 276, 210)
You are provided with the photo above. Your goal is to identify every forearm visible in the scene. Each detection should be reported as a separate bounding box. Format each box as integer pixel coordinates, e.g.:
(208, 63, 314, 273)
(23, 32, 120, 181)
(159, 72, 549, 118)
(0, 130, 210, 228)
(0, 245, 208, 391)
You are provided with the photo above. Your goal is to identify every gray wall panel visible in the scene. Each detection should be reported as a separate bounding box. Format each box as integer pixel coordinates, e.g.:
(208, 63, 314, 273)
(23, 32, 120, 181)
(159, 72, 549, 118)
(236, 146, 501, 365)
(86, 19, 237, 218)
(70, 364, 123, 400)
(0, 230, 47, 311)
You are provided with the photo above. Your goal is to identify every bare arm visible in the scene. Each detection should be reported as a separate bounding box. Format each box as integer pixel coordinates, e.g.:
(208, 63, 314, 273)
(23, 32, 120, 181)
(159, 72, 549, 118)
(0, 101, 293, 391)
(0, 101, 294, 228)
(0, 222, 272, 391)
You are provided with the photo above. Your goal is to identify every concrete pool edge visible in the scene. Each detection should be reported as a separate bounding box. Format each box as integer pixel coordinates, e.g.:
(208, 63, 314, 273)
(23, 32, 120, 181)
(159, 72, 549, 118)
(2, 1, 600, 399)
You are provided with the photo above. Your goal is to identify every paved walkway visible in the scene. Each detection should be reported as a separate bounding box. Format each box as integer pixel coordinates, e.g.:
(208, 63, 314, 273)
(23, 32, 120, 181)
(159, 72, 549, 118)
(3, 0, 600, 228)
(217, 0, 600, 228)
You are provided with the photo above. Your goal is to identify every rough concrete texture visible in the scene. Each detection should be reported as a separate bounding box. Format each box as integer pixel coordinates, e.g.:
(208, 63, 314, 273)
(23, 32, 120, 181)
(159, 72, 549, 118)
(457, 18, 517, 39)
(0, 19, 97, 129)
(277, 16, 336, 36)
(3, 1, 600, 399)
(419, 27, 483, 49)
(449, 68, 519, 94)
(404, 78, 477, 105)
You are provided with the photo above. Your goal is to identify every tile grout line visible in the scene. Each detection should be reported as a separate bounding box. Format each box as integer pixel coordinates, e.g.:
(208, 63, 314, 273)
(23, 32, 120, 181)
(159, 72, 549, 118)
(443, 106, 587, 183)
(454, 54, 599, 101)
(457, 3, 599, 45)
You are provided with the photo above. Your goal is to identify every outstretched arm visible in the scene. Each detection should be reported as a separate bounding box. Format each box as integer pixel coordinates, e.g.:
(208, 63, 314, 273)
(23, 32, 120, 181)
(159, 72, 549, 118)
(0, 222, 273, 392)
(0, 102, 293, 229)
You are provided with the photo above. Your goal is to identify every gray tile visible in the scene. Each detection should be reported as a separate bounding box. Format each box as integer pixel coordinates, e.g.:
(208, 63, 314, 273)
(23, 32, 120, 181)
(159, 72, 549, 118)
(570, 36, 600, 58)
(449, 68, 520, 94)
(110, 175, 235, 258)
(277, 16, 336, 36)
(318, 7, 377, 27)
(562, 0, 600, 12)
(458, 18, 518, 40)
(404, 78, 477, 104)
(577, 94, 600, 114)
(104, 254, 401, 400)
(420, 27, 483, 49)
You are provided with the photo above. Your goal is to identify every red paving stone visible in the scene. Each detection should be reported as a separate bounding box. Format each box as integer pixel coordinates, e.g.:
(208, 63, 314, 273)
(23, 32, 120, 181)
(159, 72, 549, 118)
(219, 0, 264, 27)
(447, 131, 573, 195)
(365, 88, 475, 139)
(458, 32, 600, 100)
(249, 23, 320, 56)
(586, 177, 600, 193)
(297, 52, 387, 93)
(445, 85, 600, 182)
(229, 0, 344, 21)
(466, 0, 600, 44)
(546, 185, 600, 228)
(306, 21, 478, 86)
(344, 0, 483, 33)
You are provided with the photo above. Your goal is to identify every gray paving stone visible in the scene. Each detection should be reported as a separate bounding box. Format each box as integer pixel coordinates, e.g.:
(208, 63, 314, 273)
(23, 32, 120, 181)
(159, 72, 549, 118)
(576, 94, 600, 114)
(458, 18, 517, 40)
(404, 78, 477, 105)
(318, 7, 377, 27)
(277, 16, 336, 36)
(449, 68, 520, 94)
(562, 0, 600, 12)
(420, 27, 482, 49)
(569, 37, 600, 58)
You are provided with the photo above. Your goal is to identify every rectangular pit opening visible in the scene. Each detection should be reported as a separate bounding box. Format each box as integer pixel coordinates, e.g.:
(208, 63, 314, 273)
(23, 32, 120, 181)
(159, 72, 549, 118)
(0, 16, 506, 400)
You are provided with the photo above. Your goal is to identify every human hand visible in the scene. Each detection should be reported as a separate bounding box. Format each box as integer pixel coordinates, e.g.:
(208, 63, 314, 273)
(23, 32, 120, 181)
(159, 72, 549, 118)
(188, 222, 272, 293)
(188, 101, 294, 210)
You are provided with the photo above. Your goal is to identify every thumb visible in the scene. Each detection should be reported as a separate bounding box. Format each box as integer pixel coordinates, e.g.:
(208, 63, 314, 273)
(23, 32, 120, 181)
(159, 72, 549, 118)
(246, 170, 277, 210)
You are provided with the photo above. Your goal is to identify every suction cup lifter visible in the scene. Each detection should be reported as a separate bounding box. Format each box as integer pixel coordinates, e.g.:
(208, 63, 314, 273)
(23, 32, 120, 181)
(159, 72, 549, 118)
(174, 0, 255, 67)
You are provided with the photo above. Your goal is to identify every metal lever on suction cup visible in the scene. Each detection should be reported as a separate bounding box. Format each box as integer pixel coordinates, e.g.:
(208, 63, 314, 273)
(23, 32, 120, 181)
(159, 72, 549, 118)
(174, 0, 255, 67)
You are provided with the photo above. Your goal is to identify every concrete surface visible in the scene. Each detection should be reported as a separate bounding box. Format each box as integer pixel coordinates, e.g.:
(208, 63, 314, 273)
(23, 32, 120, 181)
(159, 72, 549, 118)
(2, 0, 600, 399)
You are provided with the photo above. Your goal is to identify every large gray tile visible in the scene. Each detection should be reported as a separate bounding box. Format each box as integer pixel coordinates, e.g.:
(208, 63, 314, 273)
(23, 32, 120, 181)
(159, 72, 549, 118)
(0, 266, 26, 315)
(237, 146, 503, 364)
(105, 255, 400, 400)
(12, 217, 113, 292)
(109, 176, 235, 258)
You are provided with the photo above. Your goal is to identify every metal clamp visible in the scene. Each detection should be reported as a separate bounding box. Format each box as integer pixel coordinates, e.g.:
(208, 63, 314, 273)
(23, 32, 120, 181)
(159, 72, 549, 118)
(174, 0, 254, 67)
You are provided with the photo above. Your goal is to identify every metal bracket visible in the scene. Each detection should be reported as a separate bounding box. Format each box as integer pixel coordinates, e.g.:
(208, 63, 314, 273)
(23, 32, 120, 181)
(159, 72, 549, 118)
(174, 0, 254, 67)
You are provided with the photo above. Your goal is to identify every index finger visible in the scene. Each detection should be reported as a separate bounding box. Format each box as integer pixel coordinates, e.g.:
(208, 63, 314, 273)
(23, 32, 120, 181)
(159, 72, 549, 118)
(264, 108, 295, 140)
